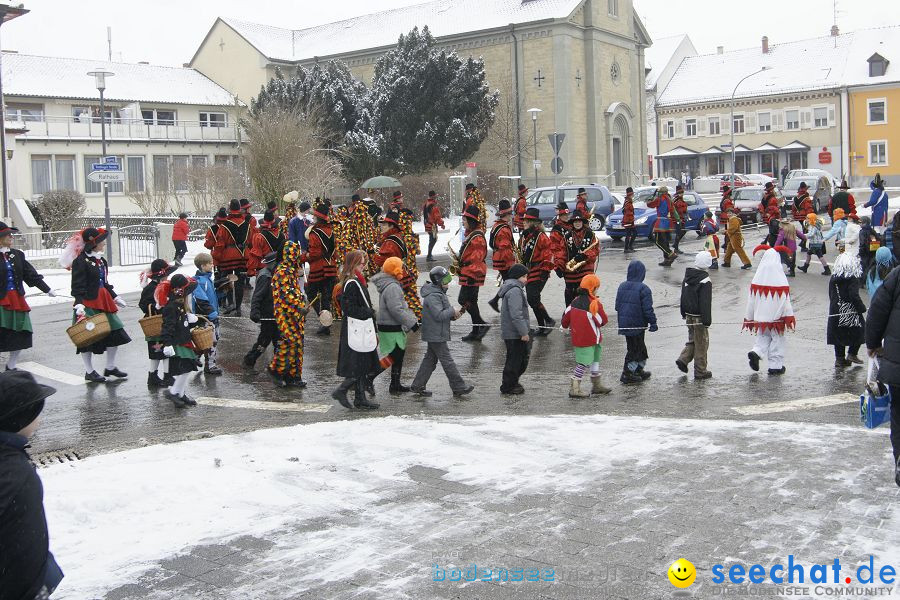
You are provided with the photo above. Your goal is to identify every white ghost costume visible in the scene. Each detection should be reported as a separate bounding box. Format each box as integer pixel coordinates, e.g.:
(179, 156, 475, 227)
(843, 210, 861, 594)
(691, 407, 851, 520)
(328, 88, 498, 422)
(744, 248, 796, 370)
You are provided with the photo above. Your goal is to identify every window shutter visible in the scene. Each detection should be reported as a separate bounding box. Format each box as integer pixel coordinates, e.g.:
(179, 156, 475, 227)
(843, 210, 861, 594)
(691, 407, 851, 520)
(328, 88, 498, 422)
(721, 113, 730, 134)
(661, 121, 668, 139)
(746, 113, 757, 133)
(800, 108, 812, 129)
(675, 119, 684, 137)
(828, 104, 836, 127)
(772, 110, 783, 131)
(698, 117, 707, 135)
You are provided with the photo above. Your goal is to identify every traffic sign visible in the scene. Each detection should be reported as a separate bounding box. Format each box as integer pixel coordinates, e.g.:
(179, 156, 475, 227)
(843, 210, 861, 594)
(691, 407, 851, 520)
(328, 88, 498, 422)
(533, 160, 542, 170)
(88, 171, 125, 183)
(551, 157, 564, 175)
(548, 133, 566, 155)
(91, 163, 122, 172)
(103, 156, 119, 165)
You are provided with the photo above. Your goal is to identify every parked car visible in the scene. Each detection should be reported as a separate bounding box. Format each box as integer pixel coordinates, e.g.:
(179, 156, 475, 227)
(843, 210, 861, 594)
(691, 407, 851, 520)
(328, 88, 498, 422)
(782, 175, 831, 215)
(716, 173, 754, 192)
(526, 184, 616, 230)
(745, 173, 777, 186)
(731, 185, 786, 224)
(786, 169, 840, 190)
(606, 187, 708, 241)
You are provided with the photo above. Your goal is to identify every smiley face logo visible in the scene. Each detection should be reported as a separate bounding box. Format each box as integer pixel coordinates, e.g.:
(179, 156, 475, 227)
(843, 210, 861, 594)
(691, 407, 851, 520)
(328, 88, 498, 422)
(668, 558, 696, 588)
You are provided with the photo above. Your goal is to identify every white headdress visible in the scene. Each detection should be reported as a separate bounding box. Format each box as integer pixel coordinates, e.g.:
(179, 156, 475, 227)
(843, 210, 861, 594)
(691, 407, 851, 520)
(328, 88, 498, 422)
(743, 248, 795, 333)
(832, 252, 862, 279)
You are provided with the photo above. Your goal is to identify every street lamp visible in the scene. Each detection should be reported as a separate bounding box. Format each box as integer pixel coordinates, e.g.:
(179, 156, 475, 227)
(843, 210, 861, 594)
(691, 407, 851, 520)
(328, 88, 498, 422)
(88, 69, 114, 257)
(0, 3, 29, 221)
(527, 108, 542, 188)
(730, 66, 771, 183)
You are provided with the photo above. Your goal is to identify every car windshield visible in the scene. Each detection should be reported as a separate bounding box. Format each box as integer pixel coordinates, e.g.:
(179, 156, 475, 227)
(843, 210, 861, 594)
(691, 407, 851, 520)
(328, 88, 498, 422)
(734, 189, 764, 201)
(783, 178, 815, 192)
(631, 188, 657, 208)
(527, 190, 556, 205)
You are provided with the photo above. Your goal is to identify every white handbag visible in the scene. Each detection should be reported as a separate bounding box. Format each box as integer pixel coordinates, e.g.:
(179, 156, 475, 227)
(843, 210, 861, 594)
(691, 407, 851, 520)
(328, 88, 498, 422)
(345, 279, 377, 353)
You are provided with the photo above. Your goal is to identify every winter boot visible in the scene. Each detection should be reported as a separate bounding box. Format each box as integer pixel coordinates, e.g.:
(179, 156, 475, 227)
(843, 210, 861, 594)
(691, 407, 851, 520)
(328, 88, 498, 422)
(798, 264, 809, 273)
(748, 351, 761, 372)
(847, 354, 863, 365)
(620, 370, 642, 384)
(823, 266, 832, 275)
(768, 366, 786, 375)
(569, 378, 590, 398)
(389, 364, 410, 395)
(331, 379, 354, 409)
(636, 367, 652, 380)
(243, 345, 263, 367)
(487, 295, 500, 313)
(147, 371, 164, 387)
(710, 260, 719, 270)
(590, 375, 612, 395)
(694, 370, 712, 380)
(354, 395, 380, 410)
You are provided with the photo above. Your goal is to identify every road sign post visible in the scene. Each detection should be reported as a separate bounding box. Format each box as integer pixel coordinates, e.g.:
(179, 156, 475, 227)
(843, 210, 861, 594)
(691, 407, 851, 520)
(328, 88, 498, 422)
(547, 132, 566, 200)
(88, 171, 125, 183)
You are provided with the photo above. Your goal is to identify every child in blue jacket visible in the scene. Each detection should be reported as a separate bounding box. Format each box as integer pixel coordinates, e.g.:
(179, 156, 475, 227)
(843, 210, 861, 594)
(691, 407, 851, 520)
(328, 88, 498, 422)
(614, 260, 658, 384)
(192, 252, 222, 375)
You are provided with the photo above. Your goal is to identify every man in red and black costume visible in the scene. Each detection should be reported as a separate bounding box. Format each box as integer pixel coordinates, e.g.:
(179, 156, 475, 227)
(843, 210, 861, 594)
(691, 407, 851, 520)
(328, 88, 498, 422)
(307, 200, 338, 336)
(829, 180, 858, 222)
(389, 190, 404, 212)
(374, 209, 416, 290)
(672, 184, 689, 254)
(563, 209, 600, 306)
(549, 200, 571, 279)
(487, 199, 515, 312)
(246, 210, 284, 277)
(204, 207, 226, 257)
(457, 204, 488, 341)
(215, 199, 252, 316)
(519, 207, 555, 336)
(574, 188, 589, 216)
(514, 184, 529, 232)
(758, 182, 780, 223)
(239, 198, 258, 233)
(423, 190, 445, 262)
(622, 187, 637, 253)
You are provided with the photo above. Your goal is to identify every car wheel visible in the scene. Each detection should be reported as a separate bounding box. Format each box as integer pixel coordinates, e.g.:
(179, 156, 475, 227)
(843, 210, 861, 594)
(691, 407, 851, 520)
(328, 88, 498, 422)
(590, 214, 605, 231)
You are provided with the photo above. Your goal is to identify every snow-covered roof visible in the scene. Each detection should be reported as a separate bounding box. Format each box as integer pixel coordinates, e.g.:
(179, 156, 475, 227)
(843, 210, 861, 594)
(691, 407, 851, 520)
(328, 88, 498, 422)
(700, 146, 724, 154)
(2, 53, 239, 106)
(645, 34, 691, 90)
(733, 145, 752, 153)
(219, 0, 588, 62)
(753, 143, 780, 151)
(781, 140, 810, 150)
(657, 25, 900, 107)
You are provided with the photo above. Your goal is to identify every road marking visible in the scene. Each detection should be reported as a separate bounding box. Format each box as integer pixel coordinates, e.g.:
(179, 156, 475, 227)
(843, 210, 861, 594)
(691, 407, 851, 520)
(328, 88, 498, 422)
(196, 397, 331, 413)
(17, 362, 85, 386)
(731, 393, 857, 416)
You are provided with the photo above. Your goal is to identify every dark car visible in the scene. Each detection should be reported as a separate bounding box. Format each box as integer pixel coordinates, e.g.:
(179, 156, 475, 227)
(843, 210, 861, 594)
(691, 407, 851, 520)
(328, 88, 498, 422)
(606, 187, 708, 241)
(731, 185, 786, 224)
(782, 175, 831, 214)
(526, 185, 616, 230)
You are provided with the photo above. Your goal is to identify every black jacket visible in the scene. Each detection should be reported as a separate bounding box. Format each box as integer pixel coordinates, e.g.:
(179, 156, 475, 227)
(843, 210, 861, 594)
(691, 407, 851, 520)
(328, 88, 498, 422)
(138, 280, 160, 316)
(336, 277, 379, 378)
(679, 267, 712, 327)
(892, 212, 900, 260)
(249, 265, 275, 322)
(70, 252, 117, 305)
(866, 267, 900, 384)
(0, 432, 50, 600)
(160, 301, 192, 347)
(827, 275, 866, 347)
(0, 249, 50, 301)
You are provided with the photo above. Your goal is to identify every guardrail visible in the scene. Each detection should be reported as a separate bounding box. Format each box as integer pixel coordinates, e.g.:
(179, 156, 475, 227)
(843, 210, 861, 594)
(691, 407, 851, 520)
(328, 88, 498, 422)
(10, 116, 241, 144)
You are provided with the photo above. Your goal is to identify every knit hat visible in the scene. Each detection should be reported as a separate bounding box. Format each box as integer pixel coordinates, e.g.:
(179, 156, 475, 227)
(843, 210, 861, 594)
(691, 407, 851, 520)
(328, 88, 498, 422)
(0, 370, 55, 433)
(429, 265, 452, 286)
(876, 246, 893, 266)
(833, 208, 846, 220)
(497, 199, 512, 215)
(383, 256, 404, 280)
(693, 251, 713, 269)
(508, 263, 528, 279)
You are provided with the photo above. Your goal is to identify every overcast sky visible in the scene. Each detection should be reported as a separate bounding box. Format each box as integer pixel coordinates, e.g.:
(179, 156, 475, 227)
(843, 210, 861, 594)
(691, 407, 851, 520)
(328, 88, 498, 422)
(0, 0, 893, 66)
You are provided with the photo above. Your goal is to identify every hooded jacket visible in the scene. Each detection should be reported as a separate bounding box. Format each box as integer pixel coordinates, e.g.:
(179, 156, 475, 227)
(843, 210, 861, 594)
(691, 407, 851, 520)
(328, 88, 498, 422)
(371, 272, 418, 333)
(192, 270, 219, 322)
(419, 282, 455, 342)
(561, 291, 608, 347)
(249, 263, 275, 322)
(615, 261, 657, 336)
(680, 267, 712, 327)
(498, 278, 530, 339)
(864, 184, 889, 227)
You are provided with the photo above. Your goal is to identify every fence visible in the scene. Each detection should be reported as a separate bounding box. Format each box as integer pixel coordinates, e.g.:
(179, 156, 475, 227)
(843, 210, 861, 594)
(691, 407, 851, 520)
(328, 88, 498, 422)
(117, 225, 159, 267)
(12, 229, 81, 260)
(11, 116, 241, 144)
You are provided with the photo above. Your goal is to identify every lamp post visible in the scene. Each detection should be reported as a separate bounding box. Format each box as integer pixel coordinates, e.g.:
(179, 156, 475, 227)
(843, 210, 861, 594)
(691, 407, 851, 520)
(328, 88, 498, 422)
(527, 108, 542, 188)
(0, 3, 29, 221)
(730, 66, 771, 183)
(88, 69, 114, 257)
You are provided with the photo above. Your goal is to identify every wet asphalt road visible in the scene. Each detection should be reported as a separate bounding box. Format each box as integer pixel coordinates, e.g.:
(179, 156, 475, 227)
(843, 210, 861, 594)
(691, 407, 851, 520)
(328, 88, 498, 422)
(21, 227, 862, 458)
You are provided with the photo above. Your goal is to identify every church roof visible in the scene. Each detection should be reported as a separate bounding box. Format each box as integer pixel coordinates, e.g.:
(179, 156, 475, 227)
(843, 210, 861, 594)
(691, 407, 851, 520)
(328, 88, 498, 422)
(218, 0, 592, 62)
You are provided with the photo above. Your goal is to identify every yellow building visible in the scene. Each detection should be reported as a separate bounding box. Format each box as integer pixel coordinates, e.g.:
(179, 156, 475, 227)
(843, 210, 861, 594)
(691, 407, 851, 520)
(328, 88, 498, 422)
(848, 50, 899, 186)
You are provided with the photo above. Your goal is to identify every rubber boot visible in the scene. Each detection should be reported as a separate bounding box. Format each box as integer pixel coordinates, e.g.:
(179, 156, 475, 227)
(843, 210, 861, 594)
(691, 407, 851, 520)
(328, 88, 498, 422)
(590, 375, 612, 395)
(569, 378, 590, 398)
(389, 360, 410, 395)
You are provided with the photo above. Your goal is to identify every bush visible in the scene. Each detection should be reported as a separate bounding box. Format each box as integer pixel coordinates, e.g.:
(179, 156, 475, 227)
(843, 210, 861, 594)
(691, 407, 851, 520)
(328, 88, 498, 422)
(31, 190, 86, 232)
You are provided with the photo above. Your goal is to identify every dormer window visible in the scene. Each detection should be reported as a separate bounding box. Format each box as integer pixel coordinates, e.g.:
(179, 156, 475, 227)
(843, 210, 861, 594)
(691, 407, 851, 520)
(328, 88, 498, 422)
(868, 53, 889, 77)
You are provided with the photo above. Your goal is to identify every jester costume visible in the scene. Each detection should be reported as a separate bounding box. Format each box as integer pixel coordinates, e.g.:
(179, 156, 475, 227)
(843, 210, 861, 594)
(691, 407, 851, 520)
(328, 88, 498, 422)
(345, 195, 380, 272)
(268, 242, 308, 387)
(397, 209, 423, 319)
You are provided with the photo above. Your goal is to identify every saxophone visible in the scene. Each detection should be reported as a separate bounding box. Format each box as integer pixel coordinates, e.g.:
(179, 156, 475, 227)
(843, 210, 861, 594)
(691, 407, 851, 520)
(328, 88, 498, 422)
(566, 238, 599, 271)
(446, 240, 461, 275)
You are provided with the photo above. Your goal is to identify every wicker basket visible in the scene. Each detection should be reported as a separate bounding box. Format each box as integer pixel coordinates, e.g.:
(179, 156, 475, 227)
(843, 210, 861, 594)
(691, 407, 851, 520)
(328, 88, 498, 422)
(191, 315, 216, 352)
(66, 313, 111, 348)
(138, 310, 163, 337)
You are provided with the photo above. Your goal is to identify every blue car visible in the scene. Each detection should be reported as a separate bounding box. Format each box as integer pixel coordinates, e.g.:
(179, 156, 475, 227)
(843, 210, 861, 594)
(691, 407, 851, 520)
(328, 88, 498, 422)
(606, 187, 708, 241)
(526, 184, 617, 230)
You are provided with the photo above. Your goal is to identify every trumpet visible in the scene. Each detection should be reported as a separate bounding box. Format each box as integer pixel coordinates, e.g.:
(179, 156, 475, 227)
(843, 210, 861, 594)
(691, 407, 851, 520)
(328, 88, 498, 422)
(566, 238, 599, 272)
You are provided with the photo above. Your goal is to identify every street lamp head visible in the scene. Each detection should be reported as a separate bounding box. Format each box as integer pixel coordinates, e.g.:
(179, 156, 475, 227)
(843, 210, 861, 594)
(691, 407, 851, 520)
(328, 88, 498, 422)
(527, 107, 542, 120)
(760, 66, 772, 71)
(87, 69, 114, 92)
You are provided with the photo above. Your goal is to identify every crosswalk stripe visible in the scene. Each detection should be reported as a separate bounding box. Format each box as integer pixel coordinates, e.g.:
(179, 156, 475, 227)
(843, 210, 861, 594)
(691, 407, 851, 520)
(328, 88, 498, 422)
(731, 393, 857, 415)
(16, 362, 85, 386)
(195, 397, 331, 413)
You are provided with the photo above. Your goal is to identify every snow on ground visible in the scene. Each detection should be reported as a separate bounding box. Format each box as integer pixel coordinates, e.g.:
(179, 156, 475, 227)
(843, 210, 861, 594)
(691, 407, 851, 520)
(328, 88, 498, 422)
(40, 414, 898, 599)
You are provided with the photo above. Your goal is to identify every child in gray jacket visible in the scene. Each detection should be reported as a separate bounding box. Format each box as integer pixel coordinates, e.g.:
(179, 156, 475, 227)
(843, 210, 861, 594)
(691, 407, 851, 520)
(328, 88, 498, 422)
(410, 266, 475, 398)
(498, 264, 531, 394)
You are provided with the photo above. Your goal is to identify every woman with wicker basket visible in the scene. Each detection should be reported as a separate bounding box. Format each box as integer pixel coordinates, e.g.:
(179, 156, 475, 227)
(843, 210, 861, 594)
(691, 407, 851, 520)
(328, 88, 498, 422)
(61, 228, 131, 383)
(138, 259, 176, 388)
(157, 274, 202, 407)
(0, 222, 54, 371)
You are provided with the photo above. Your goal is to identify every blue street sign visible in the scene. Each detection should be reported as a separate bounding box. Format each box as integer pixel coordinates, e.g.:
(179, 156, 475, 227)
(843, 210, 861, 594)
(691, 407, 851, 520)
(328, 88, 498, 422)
(91, 163, 122, 172)
(103, 156, 119, 164)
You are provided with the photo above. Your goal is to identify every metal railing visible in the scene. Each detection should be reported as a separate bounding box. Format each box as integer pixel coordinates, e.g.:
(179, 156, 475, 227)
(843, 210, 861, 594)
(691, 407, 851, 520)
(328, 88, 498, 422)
(11, 229, 80, 259)
(118, 224, 159, 266)
(10, 115, 240, 144)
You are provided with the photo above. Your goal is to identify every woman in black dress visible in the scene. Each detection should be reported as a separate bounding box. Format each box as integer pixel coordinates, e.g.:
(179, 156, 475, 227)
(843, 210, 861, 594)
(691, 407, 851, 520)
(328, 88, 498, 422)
(828, 252, 867, 367)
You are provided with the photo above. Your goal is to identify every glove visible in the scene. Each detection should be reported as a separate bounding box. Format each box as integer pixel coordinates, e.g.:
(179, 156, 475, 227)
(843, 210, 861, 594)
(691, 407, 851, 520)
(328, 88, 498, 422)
(411, 323, 420, 333)
(46, 289, 56, 297)
(574, 253, 587, 262)
(186, 313, 199, 324)
(163, 346, 176, 358)
(115, 296, 127, 308)
(74, 303, 86, 317)
(555, 268, 564, 278)
(250, 313, 261, 324)
(649, 323, 659, 332)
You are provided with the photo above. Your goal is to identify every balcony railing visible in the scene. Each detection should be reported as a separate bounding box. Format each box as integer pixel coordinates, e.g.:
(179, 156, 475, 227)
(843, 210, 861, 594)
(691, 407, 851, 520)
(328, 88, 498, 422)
(10, 116, 241, 144)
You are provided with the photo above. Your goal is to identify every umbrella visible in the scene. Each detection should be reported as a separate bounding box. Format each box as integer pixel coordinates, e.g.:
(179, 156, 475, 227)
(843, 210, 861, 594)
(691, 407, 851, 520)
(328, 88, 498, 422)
(361, 175, 402, 189)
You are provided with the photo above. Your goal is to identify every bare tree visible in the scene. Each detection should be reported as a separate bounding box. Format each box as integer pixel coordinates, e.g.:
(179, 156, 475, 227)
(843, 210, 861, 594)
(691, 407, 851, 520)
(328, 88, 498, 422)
(242, 106, 346, 203)
(186, 162, 252, 215)
(482, 73, 534, 177)
(127, 185, 176, 217)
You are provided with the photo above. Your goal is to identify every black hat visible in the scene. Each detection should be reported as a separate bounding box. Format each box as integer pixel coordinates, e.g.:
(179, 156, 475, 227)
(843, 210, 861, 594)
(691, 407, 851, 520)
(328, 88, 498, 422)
(215, 207, 227, 221)
(429, 265, 451, 286)
(239, 198, 251, 209)
(81, 227, 108, 249)
(570, 209, 590, 223)
(764, 181, 774, 190)
(676, 184, 684, 191)
(228, 199, 242, 213)
(262, 251, 279, 265)
(0, 221, 19, 237)
(555, 200, 569, 215)
(462, 204, 480, 222)
(392, 190, 403, 199)
(874, 174, 884, 189)
(428, 190, 436, 198)
(261, 211, 278, 227)
(508, 263, 528, 279)
(704, 211, 713, 219)
(518, 184, 527, 192)
(497, 199, 512, 215)
(0, 370, 55, 433)
(625, 187, 633, 194)
(266, 200, 278, 211)
(722, 185, 731, 193)
(524, 207, 542, 221)
(298, 201, 311, 213)
(351, 194, 361, 202)
(798, 182, 808, 190)
(838, 180, 850, 189)
(577, 188, 586, 194)
(381, 209, 401, 226)
(150, 259, 176, 278)
(169, 274, 197, 297)
(178, 212, 188, 219)
(465, 183, 476, 190)
(313, 202, 330, 221)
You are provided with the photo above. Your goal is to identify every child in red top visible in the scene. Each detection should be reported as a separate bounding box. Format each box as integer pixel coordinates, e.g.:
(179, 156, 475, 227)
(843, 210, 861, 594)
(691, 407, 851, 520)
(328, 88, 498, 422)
(561, 273, 610, 397)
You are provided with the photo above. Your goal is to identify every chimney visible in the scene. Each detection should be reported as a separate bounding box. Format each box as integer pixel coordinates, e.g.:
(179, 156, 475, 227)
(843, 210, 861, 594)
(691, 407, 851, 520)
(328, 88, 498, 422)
(831, 25, 839, 37)
(762, 36, 769, 54)
(717, 46, 724, 55)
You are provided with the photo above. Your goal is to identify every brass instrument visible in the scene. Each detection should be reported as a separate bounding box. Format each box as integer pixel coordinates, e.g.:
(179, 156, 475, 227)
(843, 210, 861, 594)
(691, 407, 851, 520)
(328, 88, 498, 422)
(446, 240, 461, 275)
(566, 238, 599, 272)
